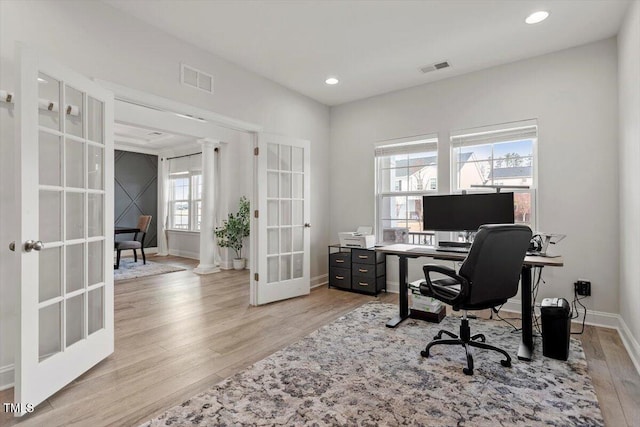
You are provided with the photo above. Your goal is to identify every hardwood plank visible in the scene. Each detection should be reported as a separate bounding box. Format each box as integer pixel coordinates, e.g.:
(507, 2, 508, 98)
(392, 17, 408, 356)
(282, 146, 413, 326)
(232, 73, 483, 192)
(2, 256, 638, 427)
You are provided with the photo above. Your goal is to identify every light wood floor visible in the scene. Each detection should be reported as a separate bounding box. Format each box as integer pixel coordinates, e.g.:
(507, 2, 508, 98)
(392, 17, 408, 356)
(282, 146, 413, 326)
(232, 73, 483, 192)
(1, 255, 639, 426)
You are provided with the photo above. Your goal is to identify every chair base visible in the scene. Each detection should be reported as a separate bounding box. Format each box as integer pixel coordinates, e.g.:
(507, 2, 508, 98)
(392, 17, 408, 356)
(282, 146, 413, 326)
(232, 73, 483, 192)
(420, 318, 512, 375)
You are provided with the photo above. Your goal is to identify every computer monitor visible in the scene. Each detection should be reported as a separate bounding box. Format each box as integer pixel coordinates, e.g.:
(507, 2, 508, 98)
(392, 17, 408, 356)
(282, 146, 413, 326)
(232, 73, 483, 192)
(422, 192, 515, 232)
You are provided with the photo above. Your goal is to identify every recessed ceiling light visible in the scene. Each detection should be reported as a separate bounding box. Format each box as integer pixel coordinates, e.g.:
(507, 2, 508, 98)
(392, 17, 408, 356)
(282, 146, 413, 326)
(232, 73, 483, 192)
(325, 77, 339, 85)
(525, 11, 549, 24)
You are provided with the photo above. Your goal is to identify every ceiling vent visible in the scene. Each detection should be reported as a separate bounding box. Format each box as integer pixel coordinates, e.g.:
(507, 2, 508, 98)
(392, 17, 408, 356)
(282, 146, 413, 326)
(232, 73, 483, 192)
(181, 63, 214, 94)
(419, 61, 450, 74)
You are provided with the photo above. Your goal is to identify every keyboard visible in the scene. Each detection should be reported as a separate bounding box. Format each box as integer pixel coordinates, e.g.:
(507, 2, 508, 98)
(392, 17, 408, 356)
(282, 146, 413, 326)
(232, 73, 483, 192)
(435, 247, 469, 253)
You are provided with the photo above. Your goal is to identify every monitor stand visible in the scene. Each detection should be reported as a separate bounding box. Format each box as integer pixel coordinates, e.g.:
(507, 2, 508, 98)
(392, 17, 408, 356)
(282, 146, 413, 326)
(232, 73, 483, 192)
(439, 231, 475, 248)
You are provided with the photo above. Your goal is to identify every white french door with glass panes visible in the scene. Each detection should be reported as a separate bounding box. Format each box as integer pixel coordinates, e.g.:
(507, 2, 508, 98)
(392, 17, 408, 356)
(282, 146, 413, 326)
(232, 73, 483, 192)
(253, 134, 310, 305)
(14, 44, 113, 415)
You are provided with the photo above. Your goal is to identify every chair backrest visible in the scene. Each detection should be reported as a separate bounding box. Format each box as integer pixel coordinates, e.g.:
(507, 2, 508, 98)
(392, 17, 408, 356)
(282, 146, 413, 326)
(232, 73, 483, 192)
(458, 224, 532, 305)
(137, 215, 152, 235)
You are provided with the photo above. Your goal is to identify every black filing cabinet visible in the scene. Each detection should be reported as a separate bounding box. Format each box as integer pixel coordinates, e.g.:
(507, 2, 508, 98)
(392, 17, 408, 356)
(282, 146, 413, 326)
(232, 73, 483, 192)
(328, 245, 386, 295)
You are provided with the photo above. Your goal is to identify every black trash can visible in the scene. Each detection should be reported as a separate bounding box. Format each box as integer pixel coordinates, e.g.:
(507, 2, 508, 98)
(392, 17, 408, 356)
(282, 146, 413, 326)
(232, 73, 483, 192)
(540, 298, 571, 360)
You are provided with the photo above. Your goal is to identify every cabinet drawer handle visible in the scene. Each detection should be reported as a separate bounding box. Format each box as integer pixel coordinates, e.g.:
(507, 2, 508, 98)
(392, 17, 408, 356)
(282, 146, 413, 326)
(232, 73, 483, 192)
(358, 282, 368, 286)
(335, 275, 344, 280)
(336, 259, 345, 263)
(358, 269, 368, 273)
(358, 255, 368, 259)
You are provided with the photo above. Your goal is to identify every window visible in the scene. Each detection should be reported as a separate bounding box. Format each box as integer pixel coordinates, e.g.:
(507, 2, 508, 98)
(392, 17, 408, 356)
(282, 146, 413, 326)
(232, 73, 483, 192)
(167, 154, 202, 231)
(451, 120, 537, 227)
(375, 136, 438, 245)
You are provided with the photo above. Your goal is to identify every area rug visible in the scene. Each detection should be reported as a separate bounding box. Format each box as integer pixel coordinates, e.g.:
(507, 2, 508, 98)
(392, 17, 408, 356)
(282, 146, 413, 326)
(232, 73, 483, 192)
(114, 259, 185, 281)
(141, 302, 603, 426)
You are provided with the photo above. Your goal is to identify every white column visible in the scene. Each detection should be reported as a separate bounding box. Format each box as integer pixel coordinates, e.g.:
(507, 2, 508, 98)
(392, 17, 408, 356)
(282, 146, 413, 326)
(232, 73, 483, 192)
(194, 139, 221, 275)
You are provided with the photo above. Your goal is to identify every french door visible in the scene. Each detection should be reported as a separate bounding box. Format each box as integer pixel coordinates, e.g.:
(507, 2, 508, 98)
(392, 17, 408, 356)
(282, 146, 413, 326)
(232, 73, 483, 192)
(252, 133, 310, 305)
(14, 44, 114, 415)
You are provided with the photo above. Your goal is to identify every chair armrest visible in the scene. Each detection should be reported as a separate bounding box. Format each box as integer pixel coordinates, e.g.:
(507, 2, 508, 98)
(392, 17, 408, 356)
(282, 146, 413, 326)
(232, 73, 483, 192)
(422, 264, 469, 304)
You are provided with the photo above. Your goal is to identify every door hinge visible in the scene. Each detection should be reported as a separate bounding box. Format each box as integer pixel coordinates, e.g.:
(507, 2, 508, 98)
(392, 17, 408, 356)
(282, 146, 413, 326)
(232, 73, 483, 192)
(254, 147, 259, 156)
(254, 273, 259, 281)
(254, 210, 259, 218)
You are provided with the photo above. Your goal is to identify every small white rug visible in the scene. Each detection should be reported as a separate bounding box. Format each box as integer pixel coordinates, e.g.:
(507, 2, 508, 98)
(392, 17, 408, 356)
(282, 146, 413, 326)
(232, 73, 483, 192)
(114, 259, 185, 281)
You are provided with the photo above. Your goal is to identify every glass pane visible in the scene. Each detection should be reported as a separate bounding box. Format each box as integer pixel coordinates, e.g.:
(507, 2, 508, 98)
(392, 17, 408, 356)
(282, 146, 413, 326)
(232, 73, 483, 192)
(39, 302, 61, 361)
(65, 138, 84, 188)
(292, 226, 303, 252)
(280, 173, 291, 198)
(379, 196, 408, 221)
(280, 200, 291, 226)
(88, 287, 104, 335)
(280, 255, 292, 281)
(66, 294, 84, 347)
(87, 145, 104, 190)
(267, 228, 279, 255)
(292, 201, 303, 226)
(514, 192, 533, 225)
(279, 145, 291, 171)
(457, 160, 491, 190)
(39, 131, 62, 186)
(87, 97, 104, 144)
(66, 192, 85, 240)
(407, 165, 437, 192)
(292, 147, 303, 172)
(493, 139, 533, 159)
(407, 220, 423, 233)
(38, 73, 61, 131)
(172, 201, 189, 229)
(267, 256, 279, 283)
(39, 246, 62, 302)
(457, 144, 492, 162)
(379, 167, 409, 193)
(281, 227, 292, 253)
(40, 190, 62, 243)
(267, 143, 279, 170)
(88, 194, 104, 237)
(267, 200, 278, 226)
(292, 174, 303, 199)
(64, 85, 83, 138)
(88, 240, 103, 286)
(267, 172, 279, 198)
(66, 243, 85, 293)
(292, 253, 303, 279)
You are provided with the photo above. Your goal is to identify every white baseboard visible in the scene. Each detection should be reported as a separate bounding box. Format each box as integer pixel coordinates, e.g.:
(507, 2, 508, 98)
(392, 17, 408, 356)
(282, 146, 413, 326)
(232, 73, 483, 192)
(311, 274, 328, 289)
(167, 249, 199, 260)
(0, 364, 14, 391)
(618, 317, 640, 376)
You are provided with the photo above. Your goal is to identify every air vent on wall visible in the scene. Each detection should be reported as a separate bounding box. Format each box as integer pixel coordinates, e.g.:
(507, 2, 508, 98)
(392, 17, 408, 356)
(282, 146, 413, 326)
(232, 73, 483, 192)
(181, 63, 214, 94)
(419, 61, 450, 74)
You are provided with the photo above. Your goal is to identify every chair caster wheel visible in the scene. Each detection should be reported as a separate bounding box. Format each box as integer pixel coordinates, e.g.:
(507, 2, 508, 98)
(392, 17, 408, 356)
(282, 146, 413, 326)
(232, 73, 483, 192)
(420, 350, 430, 357)
(463, 368, 473, 376)
(501, 360, 511, 368)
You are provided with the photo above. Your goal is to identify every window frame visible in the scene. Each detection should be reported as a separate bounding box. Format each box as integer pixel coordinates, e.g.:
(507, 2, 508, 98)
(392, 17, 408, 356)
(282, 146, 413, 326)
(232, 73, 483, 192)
(374, 135, 439, 246)
(450, 120, 538, 230)
(168, 171, 202, 232)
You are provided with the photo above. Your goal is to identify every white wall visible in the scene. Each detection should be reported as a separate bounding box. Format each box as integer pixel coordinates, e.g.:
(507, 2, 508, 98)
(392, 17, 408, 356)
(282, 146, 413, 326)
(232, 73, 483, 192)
(618, 0, 640, 369)
(0, 0, 330, 389)
(330, 39, 620, 318)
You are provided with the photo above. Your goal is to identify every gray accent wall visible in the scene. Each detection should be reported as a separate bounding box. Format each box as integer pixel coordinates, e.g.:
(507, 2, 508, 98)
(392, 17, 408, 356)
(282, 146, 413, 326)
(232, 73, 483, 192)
(115, 150, 158, 248)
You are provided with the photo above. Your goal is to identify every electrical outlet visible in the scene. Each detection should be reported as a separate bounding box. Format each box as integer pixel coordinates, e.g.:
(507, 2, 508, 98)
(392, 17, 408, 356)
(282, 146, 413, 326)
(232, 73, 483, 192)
(575, 280, 591, 297)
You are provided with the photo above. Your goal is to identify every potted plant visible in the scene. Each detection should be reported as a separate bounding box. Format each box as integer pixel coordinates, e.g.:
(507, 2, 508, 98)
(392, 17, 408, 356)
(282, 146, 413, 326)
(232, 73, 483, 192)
(214, 196, 250, 270)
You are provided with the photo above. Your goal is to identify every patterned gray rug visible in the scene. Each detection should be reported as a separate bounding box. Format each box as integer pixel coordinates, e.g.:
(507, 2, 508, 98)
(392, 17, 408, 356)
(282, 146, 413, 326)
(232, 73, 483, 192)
(141, 302, 603, 426)
(114, 259, 185, 281)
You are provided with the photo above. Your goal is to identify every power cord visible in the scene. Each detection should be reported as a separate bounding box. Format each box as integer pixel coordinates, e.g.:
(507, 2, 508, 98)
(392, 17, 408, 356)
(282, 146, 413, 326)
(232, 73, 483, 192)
(492, 303, 521, 333)
(570, 287, 588, 335)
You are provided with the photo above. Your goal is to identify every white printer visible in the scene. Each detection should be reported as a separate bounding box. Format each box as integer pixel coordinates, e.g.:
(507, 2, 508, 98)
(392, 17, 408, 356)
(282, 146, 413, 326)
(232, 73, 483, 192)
(338, 226, 375, 248)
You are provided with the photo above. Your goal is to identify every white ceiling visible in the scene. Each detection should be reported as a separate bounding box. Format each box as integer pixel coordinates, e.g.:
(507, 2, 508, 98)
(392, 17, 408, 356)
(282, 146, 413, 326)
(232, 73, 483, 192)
(105, 0, 631, 106)
(114, 122, 195, 150)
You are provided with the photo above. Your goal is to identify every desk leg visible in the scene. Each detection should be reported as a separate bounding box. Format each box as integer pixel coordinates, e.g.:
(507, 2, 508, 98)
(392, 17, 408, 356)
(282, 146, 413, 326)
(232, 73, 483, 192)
(518, 265, 533, 361)
(386, 255, 410, 328)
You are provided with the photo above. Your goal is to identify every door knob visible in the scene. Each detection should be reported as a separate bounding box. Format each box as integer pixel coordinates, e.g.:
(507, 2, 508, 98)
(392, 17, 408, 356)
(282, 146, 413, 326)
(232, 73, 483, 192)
(304, 223, 311, 228)
(24, 240, 44, 252)
(9, 241, 15, 251)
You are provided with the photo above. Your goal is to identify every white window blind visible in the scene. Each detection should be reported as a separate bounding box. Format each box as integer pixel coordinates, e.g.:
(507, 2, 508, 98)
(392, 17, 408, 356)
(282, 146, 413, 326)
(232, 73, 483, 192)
(451, 120, 537, 147)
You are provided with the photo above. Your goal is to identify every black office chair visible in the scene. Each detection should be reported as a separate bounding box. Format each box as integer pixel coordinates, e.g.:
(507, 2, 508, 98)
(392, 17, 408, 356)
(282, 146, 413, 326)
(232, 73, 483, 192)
(420, 224, 532, 375)
(115, 215, 152, 269)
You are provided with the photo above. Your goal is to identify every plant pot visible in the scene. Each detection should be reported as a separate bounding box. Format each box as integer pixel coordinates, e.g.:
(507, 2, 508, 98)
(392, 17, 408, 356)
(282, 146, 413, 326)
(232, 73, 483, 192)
(232, 258, 246, 270)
